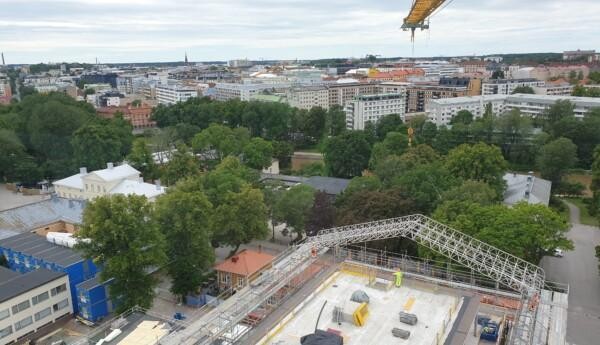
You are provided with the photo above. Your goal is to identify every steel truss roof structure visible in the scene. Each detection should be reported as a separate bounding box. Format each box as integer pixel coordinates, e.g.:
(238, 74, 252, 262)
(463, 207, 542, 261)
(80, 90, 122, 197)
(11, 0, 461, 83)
(161, 214, 546, 345)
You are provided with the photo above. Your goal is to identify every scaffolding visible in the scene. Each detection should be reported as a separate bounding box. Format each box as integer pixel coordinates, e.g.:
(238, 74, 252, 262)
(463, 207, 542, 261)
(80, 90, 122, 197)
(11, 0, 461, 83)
(160, 214, 547, 345)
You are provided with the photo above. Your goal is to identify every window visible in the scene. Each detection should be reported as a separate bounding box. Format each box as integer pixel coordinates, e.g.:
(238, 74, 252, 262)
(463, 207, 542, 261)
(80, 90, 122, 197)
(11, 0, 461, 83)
(52, 299, 69, 312)
(11, 300, 30, 314)
(220, 273, 230, 284)
(32, 291, 49, 305)
(237, 277, 246, 289)
(0, 308, 9, 321)
(50, 283, 67, 297)
(34, 307, 51, 321)
(14, 316, 33, 331)
(0, 325, 12, 339)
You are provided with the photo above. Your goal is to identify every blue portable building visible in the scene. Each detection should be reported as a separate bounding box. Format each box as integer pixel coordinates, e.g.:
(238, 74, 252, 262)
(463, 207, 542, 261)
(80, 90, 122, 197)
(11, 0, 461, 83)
(76, 276, 115, 322)
(0, 232, 98, 314)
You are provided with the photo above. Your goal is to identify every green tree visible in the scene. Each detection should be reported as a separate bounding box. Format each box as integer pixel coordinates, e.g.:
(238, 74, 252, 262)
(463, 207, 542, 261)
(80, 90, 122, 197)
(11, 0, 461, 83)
(543, 100, 574, 127)
(154, 182, 214, 299)
(592, 146, 600, 217)
(302, 106, 327, 142)
(212, 186, 269, 255)
(491, 70, 505, 79)
(71, 124, 122, 171)
(369, 131, 409, 169)
(326, 105, 347, 137)
(440, 180, 499, 205)
(242, 137, 273, 169)
(450, 110, 474, 125)
(511, 86, 535, 94)
(445, 143, 508, 194)
(433, 202, 572, 263)
(202, 156, 258, 206)
(537, 137, 577, 184)
(324, 131, 372, 178)
(306, 191, 336, 236)
(273, 184, 316, 240)
(127, 138, 159, 181)
(391, 162, 459, 213)
(336, 187, 420, 225)
(76, 195, 166, 312)
(0, 129, 40, 183)
(375, 114, 405, 140)
(161, 144, 200, 186)
(191, 124, 249, 162)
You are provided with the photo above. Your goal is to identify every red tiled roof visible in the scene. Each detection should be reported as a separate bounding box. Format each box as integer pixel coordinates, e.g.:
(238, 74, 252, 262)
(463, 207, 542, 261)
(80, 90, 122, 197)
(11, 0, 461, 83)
(214, 249, 274, 277)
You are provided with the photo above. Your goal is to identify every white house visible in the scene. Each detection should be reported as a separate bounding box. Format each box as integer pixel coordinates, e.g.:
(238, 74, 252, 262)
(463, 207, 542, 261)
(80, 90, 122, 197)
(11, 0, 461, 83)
(53, 163, 166, 201)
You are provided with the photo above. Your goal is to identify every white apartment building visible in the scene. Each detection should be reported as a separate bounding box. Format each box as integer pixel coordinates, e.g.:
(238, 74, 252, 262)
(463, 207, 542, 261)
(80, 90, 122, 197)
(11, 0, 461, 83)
(286, 87, 329, 110)
(345, 93, 406, 130)
(532, 83, 573, 96)
(504, 94, 600, 119)
(482, 79, 545, 95)
(427, 93, 600, 125)
(156, 84, 197, 105)
(427, 95, 508, 126)
(0, 268, 72, 344)
(215, 83, 291, 101)
(53, 163, 166, 201)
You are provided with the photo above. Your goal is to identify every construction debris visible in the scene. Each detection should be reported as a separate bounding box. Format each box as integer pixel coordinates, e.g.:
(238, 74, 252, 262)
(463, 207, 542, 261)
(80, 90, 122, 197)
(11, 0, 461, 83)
(350, 290, 370, 304)
(399, 311, 418, 325)
(392, 327, 411, 339)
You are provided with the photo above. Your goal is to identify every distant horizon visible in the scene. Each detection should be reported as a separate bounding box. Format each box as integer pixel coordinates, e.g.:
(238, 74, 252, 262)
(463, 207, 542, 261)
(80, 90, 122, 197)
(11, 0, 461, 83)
(1, 51, 569, 66)
(2, 0, 599, 65)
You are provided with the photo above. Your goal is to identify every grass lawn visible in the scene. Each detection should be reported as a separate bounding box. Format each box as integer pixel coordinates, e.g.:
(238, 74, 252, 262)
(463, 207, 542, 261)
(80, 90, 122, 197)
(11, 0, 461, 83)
(564, 198, 599, 227)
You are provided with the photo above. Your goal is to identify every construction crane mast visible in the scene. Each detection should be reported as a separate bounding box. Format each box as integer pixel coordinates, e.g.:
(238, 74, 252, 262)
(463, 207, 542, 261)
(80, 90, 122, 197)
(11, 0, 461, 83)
(402, 0, 449, 40)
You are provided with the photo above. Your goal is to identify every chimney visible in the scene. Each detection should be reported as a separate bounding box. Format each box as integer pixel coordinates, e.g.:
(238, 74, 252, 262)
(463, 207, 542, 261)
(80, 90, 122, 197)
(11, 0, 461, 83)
(155, 180, 161, 191)
(79, 167, 88, 175)
(231, 256, 239, 263)
(107, 162, 114, 169)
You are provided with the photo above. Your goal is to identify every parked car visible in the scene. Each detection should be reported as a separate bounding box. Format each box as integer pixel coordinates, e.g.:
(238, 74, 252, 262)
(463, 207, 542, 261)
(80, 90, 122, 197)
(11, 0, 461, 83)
(554, 248, 564, 257)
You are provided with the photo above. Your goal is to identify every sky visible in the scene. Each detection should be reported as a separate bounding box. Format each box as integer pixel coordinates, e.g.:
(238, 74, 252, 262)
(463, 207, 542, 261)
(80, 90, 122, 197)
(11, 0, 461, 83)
(1, 0, 599, 64)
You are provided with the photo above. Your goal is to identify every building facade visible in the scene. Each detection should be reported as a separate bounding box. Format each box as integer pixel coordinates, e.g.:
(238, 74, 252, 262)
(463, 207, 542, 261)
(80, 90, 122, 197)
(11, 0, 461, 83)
(427, 93, 600, 125)
(286, 87, 329, 110)
(345, 93, 406, 130)
(214, 83, 290, 101)
(482, 79, 545, 95)
(0, 267, 72, 344)
(97, 103, 156, 129)
(156, 84, 197, 105)
(405, 85, 469, 113)
(427, 94, 508, 126)
(53, 163, 166, 201)
(214, 250, 274, 291)
(326, 82, 380, 108)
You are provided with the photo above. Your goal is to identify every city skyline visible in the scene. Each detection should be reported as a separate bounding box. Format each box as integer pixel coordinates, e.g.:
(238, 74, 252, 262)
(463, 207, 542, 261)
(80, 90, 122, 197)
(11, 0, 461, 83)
(1, 0, 599, 64)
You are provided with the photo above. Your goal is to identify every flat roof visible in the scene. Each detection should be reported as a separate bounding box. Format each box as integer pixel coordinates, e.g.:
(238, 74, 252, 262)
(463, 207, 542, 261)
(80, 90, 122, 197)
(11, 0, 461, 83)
(429, 94, 508, 105)
(0, 232, 85, 267)
(506, 93, 600, 107)
(0, 266, 66, 303)
(266, 272, 460, 345)
(503, 173, 552, 206)
(0, 197, 85, 237)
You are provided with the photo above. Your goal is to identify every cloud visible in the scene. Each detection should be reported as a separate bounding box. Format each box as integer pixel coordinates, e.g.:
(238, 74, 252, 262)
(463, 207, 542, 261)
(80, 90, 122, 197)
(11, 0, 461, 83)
(0, 0, 598, 63)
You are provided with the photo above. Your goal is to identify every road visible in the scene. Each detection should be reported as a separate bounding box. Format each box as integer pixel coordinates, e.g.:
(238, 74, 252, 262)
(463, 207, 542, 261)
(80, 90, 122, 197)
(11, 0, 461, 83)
(540, 201, 600, 345)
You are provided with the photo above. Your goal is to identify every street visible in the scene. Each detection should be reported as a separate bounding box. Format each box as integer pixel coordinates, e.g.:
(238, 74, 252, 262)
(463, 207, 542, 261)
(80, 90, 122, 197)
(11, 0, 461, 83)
(540, 202, 600, 345)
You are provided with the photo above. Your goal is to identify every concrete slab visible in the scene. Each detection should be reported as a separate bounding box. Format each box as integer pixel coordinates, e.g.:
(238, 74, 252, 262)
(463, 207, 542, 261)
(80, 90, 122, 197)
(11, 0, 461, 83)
(265, 272, 460, 345)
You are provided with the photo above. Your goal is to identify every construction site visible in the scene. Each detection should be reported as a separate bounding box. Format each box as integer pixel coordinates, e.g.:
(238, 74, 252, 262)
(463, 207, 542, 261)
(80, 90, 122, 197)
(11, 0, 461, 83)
(68, 214, 568, 345)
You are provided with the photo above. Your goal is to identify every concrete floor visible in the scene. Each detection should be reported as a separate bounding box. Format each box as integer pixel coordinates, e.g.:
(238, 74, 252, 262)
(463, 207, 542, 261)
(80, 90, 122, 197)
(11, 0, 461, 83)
(266, 272, 460, 345)
(0, 184, 49, 211)
(540, 201, 600, 345)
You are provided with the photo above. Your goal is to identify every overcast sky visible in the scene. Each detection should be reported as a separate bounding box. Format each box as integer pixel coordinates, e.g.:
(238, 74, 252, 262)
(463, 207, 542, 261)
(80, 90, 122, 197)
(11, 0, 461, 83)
(1, 0, 599, 64)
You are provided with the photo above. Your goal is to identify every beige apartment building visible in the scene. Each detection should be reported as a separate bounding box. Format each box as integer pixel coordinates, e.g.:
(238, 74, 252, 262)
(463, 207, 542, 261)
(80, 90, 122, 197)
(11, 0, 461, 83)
(0, 268, 72, 344)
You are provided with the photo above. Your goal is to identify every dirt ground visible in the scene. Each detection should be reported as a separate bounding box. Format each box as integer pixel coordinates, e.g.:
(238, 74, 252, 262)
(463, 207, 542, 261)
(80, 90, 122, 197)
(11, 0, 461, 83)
(565, 174, 593, 197)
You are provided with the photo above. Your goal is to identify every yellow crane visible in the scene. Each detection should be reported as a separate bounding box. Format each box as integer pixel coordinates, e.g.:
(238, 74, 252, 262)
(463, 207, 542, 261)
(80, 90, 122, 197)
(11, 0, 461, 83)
(401, 0, 451, 41)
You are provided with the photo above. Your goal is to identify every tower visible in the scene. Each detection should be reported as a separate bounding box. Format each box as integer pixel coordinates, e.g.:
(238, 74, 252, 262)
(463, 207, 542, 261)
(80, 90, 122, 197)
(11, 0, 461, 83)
(184, 52, 188, 65)
(1, 52, 4, 66)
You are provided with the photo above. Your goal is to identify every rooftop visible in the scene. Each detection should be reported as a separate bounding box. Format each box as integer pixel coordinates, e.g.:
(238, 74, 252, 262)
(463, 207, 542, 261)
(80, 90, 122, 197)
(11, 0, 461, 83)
(214, 249, 274, 277)
(429, 94, 508, 105)
(506, 93, 600, 106)
(503, 173, 552, 206)
(110, 179, 166, 199)
(0, 232, 85, 267)
(260, 174, 351, 196)
(0, 266, 66, 303)
(0, 197, 85, 240)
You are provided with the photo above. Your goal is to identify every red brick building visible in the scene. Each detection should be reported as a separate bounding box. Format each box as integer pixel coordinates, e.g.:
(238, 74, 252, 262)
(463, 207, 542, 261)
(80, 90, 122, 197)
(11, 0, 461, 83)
(97, 103, 156, 129)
